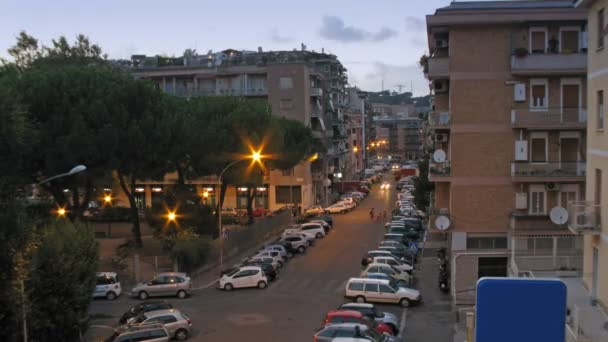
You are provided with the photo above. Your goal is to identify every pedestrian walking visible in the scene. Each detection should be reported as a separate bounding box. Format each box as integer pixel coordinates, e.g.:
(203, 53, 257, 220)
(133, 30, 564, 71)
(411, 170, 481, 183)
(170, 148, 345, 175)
(369, 208, 375, 220)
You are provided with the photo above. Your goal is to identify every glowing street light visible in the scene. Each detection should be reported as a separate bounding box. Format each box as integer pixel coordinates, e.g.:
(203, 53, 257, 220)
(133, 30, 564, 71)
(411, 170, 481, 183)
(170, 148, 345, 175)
(251, 151, 261, 162)
(103, 194, 112, 204)
(167, 211, 177, 222)
(353, 146, 359, 153)
(57, 208, 66, 217)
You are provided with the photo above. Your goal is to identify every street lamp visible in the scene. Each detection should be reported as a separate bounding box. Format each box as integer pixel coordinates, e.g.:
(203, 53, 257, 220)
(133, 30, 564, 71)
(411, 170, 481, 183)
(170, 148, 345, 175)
(217, 149, 264, 270)
(37, 164, 87, 185)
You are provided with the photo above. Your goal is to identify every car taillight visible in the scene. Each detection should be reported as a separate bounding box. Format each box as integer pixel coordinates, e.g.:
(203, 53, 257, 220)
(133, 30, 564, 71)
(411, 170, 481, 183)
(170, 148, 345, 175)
(114, 284, 119, 289)
(187, 318, 192, 325)
(313, 336, 318, 342)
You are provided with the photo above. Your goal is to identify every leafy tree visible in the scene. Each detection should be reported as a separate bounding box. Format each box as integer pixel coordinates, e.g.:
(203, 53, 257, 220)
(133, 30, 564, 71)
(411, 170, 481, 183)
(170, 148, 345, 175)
(413, 152, 434, 211)
(25, 220, 98, 341)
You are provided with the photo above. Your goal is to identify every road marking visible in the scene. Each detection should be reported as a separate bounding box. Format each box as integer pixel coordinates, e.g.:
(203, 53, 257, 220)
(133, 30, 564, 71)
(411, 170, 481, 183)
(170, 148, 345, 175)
(193, 278, 219, 290)
(398, 308, 408, 338)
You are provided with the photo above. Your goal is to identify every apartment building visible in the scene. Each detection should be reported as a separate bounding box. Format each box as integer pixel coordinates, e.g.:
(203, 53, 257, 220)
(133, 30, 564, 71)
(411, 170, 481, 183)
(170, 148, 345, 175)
(425, 0, 587, 305)
(118, 48, 350, 211)
(373, 113, 424, 160)
(567, 1, 608, 340)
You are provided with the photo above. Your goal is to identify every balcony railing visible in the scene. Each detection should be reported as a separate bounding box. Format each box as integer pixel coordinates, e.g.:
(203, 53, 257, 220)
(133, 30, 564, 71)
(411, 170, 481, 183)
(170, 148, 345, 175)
(427, 57, 450, 79)
(568, 202, 602, 235)
(511, 162, 586, 179)
(429, 161, 451, 177)
(311, 87, 323, 97)
(174, 88, 268, 97)
(510, 53, 587, 75)
(428, 112, 451, 128)
(511, 108, 587, 129)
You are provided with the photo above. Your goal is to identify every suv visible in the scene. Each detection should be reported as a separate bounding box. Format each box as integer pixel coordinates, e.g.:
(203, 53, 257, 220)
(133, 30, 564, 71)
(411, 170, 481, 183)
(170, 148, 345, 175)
(219, 266, 268, 291)
(94, 272, 121, 300)
(280, 235, 308, 253)
(129, 309, 192, 341)
(130, 272, 191, 300)
(338, 303, 400, 335)
(344, 278, 420, 307)
(298, 223, 326, 239)
(105, 323, 169, 342)
(119, 301, 173, 324)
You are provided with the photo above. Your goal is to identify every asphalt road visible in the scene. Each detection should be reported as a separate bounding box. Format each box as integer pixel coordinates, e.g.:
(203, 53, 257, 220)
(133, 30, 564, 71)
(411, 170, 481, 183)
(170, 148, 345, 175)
(87, 178, 451, 341)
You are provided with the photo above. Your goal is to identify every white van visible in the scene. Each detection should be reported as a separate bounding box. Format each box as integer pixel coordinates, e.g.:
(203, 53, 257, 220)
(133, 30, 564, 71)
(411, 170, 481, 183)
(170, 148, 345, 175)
(344, 278, 420, 307)
(94, 272, 122, 300)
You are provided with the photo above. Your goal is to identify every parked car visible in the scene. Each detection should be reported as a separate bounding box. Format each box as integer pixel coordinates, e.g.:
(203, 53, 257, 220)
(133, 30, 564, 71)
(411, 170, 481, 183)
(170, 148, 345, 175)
(241, 260, 278, 281)
(337, 200, 356, 210)
(119, 301, 173, 324)
(218, 266, 268, 291)
(344, 278, 421, 307)
(130, 272, 191, 300)
(325, 203, 350, 214)
(304, 205, 325, 215)
(377, 246, 417, 263)
(280, 235, 309, 253)
(363, 272, 410, 290)
(246, 256, 282, 271)
(323, 310, 393, 335)
(128, 309, 192, 341)
(260, 244, 293, 258)
(371, 256, 413, 273)
(281, 230, 315, 245)
(94, 272, 121, 300)
(309, 219, 331, 233)
(361, 263, 410, 283)
(299, 222, 327, 238)
(363, 250, 405, 264)
(252, 250, 285, 267)
(220, 207, 239, 217)
(252, 207, 268, 217)
(313, 323, 399, 342)
(270, 240, 299, 255)
(105, 323, 170, 342)
(338, 303, 400, 335)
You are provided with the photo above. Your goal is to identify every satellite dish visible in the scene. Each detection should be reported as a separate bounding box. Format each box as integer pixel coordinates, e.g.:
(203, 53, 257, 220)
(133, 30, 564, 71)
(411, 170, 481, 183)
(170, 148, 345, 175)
(435, 215, 451, 231)
(433, 149, 446, 163)
(550, 207, 568, 225)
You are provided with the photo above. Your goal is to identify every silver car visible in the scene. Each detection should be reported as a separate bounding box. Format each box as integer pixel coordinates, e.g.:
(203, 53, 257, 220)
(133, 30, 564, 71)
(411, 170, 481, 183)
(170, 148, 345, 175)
(130, 272, 191, 300)
(106, 323, 170, 342)
(129, 309, 192, 341)
(339, 302, 400, 335)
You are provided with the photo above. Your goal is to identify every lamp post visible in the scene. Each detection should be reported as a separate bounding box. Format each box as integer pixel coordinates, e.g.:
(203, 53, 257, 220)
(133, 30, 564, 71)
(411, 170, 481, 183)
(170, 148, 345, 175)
(27, 164, 87, 342)
(217, 152, 262, 270)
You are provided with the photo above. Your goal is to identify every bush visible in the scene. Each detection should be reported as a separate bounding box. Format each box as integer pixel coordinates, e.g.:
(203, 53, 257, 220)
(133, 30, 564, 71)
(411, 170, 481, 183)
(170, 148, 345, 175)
(92, 206, 133, 222)
(170, 231, 211, 272)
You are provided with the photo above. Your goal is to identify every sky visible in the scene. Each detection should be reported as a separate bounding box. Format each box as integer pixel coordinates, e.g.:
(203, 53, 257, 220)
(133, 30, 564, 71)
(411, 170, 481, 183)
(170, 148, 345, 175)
(0, 0, 455, 96)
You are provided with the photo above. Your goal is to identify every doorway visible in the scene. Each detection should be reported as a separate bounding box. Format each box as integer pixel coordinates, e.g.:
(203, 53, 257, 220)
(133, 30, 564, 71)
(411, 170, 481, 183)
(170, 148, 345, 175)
(560, 137, 579, 174)
(478, 257, 508, 278)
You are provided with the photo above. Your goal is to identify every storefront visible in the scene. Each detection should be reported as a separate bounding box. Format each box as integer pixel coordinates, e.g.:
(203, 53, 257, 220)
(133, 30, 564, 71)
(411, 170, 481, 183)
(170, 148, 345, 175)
(134, 186, 146, 209)
(236, 187, 249, 209)
(150, 185, 164, 207)
(255, 186, 269, 209)
(200, 185, 216, 207)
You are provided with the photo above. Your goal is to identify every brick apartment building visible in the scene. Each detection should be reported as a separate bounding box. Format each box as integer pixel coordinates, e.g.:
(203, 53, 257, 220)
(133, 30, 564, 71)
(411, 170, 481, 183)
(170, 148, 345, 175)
(372, 106, 424, 161)
(425, 0, 588, 305)
(111, 48, 352, 211)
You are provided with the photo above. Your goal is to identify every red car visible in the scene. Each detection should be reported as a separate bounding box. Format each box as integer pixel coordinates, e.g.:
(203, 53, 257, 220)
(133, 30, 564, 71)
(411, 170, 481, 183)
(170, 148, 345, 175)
(322, 310, 393, 335)
(252, 207, 268, 217)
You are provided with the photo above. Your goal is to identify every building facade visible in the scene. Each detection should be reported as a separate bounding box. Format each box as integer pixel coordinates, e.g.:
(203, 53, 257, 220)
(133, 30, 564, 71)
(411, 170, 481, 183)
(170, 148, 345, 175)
(426, 0, 588, 305)
(573, 0, 608, 322)
(117, 48, 350, 211)
(373, 112, 424, 161)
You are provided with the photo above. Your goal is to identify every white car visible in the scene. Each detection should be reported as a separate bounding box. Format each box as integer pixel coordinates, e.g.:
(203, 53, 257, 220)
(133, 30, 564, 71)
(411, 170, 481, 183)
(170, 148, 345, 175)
(281, 232, 314, 246)
(280, 235, 308, 253)
(94, 272, 121, 300)
(298, 223, 326, 238)
(219, 266, 268, 290)
(304, 205, 325, 215)
(325, 203, 349, 214)
(251, 251, 285, 267)
(344, 278, 421, 307)
(371, 256, 413, 273)
(337, 201, 356, 210)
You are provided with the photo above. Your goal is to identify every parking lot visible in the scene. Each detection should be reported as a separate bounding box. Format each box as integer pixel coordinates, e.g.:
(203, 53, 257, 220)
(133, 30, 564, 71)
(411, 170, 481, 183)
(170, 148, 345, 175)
(87, 175, 454, 341)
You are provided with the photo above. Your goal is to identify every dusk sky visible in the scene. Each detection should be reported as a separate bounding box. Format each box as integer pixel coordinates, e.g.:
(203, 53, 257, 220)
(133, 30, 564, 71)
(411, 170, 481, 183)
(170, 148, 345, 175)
(0, 0, 456, 96)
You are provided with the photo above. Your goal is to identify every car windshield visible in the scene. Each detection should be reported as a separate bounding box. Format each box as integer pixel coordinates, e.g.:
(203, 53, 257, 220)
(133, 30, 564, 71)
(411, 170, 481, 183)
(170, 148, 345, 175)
(226, 268, 240, 277)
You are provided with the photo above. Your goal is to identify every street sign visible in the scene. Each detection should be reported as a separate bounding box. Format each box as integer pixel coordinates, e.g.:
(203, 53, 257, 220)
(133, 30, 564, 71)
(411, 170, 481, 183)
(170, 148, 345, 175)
(407, 241, 418, 253)
(476, 278, 567, 342)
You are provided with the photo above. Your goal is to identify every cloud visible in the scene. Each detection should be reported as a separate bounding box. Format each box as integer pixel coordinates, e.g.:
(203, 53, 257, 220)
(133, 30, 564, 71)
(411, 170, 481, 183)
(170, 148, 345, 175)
(319, 16, 398, 43)
(348, 61, 429, 96)
(269, 28, 293, 43)
(404, 16, 425, 31)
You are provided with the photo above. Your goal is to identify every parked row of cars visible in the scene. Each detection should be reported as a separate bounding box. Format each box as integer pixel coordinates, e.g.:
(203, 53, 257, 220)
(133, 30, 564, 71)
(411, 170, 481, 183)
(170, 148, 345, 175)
(313, 175, 426, 341)
(304, 190, 369, 215)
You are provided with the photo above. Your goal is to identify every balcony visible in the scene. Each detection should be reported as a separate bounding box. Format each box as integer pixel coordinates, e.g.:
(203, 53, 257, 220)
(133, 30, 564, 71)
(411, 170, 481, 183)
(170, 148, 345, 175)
(429, 161, 451, 180)
(428, 112, 451, 130)
(311, 87, 323, 97)
(511, 162, 586, 182)
(427, 57, 450, 79)
(510, 53, 587, 75)
(509, 211, 569, 233)
(511, 108, 587, 130)
(567, 202, 602, 235)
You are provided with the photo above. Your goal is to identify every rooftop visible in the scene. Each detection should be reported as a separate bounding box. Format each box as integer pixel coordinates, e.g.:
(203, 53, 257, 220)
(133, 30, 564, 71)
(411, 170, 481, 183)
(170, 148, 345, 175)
(436, 0, 575, 12)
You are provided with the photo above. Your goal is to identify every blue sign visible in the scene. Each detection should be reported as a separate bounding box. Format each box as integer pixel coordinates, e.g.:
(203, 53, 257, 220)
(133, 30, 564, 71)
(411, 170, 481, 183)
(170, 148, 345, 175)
(407, 241, 418, 253)
(476, 278, 567, 342)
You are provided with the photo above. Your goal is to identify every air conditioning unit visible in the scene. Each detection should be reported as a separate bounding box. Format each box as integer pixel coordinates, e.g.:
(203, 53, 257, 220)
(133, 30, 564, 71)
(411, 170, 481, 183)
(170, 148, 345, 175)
(435, 39, 449, 49)
(433, 80, 449, 93)
(435, 133, 449, 143)
(515, 141, 528, 161)
(545, 182, 560, 191)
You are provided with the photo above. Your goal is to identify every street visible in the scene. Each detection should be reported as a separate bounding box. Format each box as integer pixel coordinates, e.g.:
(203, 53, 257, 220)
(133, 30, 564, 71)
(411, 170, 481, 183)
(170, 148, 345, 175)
(88, 180, 454, 341)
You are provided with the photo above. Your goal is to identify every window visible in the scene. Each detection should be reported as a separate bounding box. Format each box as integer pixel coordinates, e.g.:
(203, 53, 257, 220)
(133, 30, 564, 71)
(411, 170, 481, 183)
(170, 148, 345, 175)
(478, 257, 508, 278)
(598, 90, 604, 130)
(379, 284, 395, 293)
(466, 236, 508, 249)
(348, 282, 364, 291)
(279, 77, 293, 89)
(530, 134, 547, 163)
(364, 283, 379, 292)
(560, 28, 579, 53)
(599, 9, 605, 49)
(530, 81, 548, 109)
(530, 28, 547, 53)
(275, 186, 301, 204)
(279, 99, 293, 110)
(529, 185, 546, 215)
(559, 191, 576, 208)
(159, 315, 178, 324)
